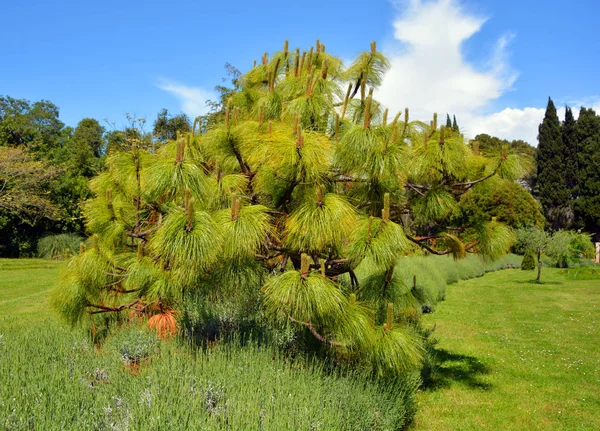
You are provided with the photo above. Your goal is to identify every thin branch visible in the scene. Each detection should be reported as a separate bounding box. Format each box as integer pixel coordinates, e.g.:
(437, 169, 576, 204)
(288, 316, 345, 347)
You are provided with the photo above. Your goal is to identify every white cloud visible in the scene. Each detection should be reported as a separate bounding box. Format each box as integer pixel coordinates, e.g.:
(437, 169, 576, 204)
(380, 0, 516, 122)
(156, 80, 217, 118)
(463, 102, 600, 145)
(464, 108, 545, 144)
(379, 1, 600, 146)
(379, 0, 534, 142)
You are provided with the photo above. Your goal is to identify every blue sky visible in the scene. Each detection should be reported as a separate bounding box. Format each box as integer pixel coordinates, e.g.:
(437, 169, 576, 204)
(2, 0, 599, 144)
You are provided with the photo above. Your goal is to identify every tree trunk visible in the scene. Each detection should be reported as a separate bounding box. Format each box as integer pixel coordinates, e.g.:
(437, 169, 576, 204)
(536, 248, 542, 283)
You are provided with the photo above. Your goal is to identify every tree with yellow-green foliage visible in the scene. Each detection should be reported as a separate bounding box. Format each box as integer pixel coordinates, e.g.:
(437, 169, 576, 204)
(53, 40, 520, 376)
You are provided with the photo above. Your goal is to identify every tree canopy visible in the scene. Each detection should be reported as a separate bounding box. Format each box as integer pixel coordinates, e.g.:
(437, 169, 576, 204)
(53, 40, 520, 376)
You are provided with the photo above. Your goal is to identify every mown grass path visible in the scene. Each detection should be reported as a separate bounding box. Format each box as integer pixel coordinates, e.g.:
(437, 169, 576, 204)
(412, 268, 600, 430)
(0, 259, 62, 323)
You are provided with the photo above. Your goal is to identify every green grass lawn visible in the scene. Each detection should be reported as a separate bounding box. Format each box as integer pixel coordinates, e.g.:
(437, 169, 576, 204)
(412, 268, 600, 430)
(1, 259, 598, 429)
(0, 259, 63, 323)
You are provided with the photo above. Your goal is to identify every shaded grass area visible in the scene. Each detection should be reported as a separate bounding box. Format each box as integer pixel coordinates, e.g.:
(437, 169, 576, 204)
(0, 259, 417, 430)
(412, 268, 600, 430)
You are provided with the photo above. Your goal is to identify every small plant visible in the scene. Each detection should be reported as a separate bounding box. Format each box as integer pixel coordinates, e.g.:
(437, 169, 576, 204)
(521, 249, 536, 270)
(106, 328, 159, 367)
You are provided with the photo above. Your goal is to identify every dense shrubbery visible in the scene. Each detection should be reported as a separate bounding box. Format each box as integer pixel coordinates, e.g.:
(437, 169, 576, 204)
(515, 227, 595, 269)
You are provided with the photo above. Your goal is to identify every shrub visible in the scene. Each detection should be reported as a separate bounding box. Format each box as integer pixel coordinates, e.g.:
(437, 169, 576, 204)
(37, 233, 83, 260)
(105, 326, 159, 366)
(521, 250, 536, 270)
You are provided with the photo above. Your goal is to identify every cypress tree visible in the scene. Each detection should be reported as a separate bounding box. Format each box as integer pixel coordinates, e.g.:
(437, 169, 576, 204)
(452, 115, 459, 132)
(446, 114, 452, 129)
(561, 106, 578, 226)
(536, 98, 569, 229)
(575, 108, 600, 239)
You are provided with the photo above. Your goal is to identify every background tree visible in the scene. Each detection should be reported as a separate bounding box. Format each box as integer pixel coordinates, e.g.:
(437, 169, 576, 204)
(454, 178, 544, 229)
(69, 118, 105, 176)
(536, 98, 570, 229)
(515, 226, 549, 282)
(0, 96, 64, 156)
(562, 107, 578, 197)
(574, 108, 600, 240)
(152, 109, 191, 142)
(0, 146, 61, 255)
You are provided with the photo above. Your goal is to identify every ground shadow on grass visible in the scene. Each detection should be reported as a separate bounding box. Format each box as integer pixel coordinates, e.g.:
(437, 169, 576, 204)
(422, 348, 492, 391)
(513, 279, 563, 286)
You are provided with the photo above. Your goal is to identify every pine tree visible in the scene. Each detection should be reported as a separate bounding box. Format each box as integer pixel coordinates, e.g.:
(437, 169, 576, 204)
(536, 98, 569, 229)
(52, 40, 519, 376)
(575, 108, 600, 239)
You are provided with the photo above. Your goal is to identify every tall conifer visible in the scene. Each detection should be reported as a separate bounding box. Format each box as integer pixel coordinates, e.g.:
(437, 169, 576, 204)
(536, 98, 569, 229)
(575, 108, 600, 239)
(561, 107, 578, 205)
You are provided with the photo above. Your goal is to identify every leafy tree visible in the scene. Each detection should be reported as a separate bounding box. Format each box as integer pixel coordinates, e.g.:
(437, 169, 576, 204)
(0, 146, 62, 256)
(0, 96, 64, 156)
(455, 178, 544, 229)
(515, 226, 549, 282)
(0, 146, 60, 222)
(106, 117, 153, 153)
(152, 109, 191, 142)
(546, 230, 595, 267)
(69, 118, 105, 176)
(53, 41, 518, 375)
(536, 98, 570, 229)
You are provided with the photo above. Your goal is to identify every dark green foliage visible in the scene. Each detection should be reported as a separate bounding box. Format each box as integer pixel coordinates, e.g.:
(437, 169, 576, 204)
(0, 97, 107, 256)
(0, 96, 64, 155)
(521, 249, 536, 270)
(153, 108, 191, 142)
(456, 178, 545, 228)
(536, 98, 570, 229)
(562, 107, 578, 194)
(574, 108, 600, 239)
(69, 118, 105, 176)
(452, 115, 459, 132)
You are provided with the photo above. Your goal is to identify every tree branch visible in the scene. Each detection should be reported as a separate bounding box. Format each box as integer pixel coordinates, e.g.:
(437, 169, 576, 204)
(288, 316, 345, 347)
